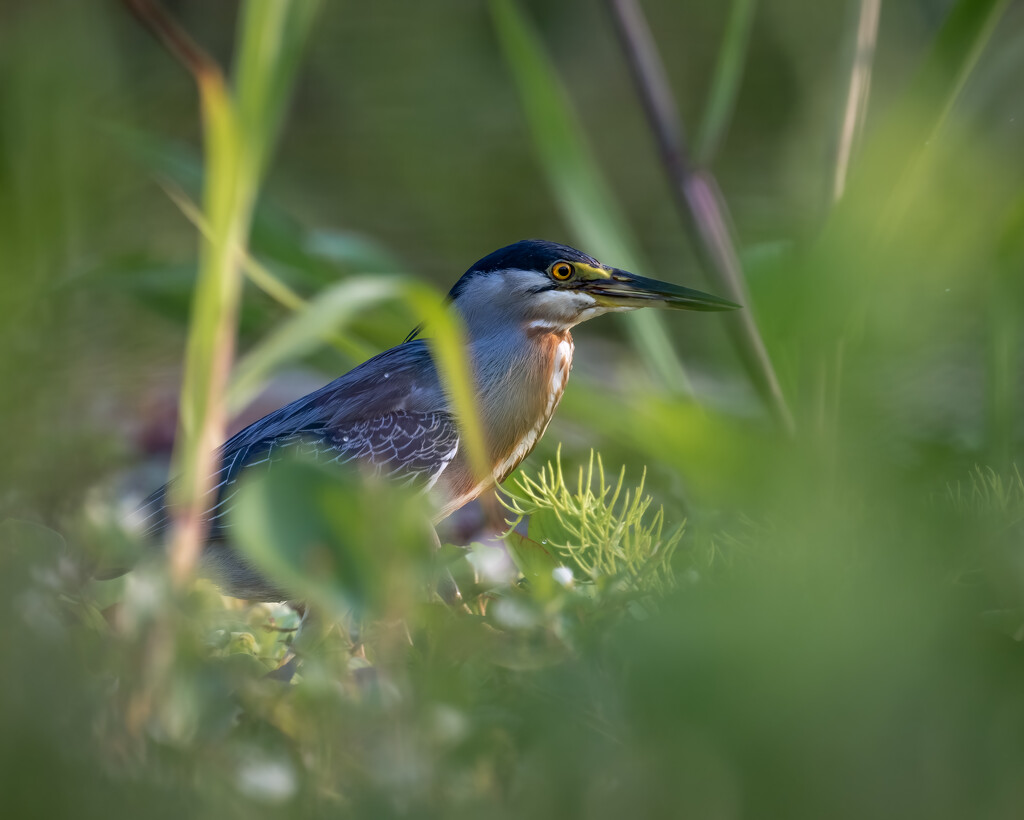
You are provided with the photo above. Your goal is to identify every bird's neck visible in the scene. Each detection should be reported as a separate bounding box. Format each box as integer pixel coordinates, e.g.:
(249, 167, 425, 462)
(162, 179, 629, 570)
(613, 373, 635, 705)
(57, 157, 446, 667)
(468, 323, 575, 482)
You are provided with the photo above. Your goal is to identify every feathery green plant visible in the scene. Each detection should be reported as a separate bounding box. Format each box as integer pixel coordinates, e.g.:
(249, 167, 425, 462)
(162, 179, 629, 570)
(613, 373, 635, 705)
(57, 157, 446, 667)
(948, 464, 1024, 520)
(501, 450, 683, 595)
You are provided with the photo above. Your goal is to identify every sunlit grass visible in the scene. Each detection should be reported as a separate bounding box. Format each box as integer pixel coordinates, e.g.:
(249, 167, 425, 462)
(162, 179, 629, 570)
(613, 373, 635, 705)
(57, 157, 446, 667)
(502, 449, 683, 595)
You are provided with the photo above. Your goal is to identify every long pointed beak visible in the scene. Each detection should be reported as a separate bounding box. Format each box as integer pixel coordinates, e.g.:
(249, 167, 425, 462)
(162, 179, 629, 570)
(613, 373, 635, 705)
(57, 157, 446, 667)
(586, 268, 741, 312)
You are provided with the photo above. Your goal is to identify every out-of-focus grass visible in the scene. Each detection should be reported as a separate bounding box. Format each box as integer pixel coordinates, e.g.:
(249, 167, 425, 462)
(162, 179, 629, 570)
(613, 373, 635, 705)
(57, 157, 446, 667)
(0, 0, 1023, 818)
(490, 0, 692, 392)
(146, 0, 321, 582)
(694, 0, 758, 167)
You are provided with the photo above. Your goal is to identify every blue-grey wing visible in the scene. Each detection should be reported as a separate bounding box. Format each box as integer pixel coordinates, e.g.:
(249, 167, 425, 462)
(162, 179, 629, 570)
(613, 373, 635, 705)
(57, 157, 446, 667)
(135, 410, 459, 541)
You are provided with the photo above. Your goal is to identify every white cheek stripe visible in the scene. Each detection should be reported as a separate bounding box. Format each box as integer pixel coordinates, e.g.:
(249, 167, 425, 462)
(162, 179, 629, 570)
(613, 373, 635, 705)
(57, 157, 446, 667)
(530, 290, 597, 324)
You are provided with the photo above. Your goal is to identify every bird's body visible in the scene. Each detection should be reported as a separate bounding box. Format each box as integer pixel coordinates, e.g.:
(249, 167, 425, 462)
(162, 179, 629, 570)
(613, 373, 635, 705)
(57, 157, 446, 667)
(136, 240, 737, 600)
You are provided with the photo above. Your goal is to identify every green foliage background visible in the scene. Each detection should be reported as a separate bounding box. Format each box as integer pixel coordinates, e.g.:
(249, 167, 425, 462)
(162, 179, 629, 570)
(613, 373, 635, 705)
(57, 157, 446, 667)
(1, 0, 1023, 817)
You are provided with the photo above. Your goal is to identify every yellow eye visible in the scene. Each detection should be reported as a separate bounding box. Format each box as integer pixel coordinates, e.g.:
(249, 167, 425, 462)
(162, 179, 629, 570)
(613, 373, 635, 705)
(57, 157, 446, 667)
(551, 262, 574, 281)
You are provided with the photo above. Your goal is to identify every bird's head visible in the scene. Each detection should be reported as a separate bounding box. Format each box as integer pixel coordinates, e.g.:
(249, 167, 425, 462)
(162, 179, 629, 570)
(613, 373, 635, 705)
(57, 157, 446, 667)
(449, 239, 739, 335)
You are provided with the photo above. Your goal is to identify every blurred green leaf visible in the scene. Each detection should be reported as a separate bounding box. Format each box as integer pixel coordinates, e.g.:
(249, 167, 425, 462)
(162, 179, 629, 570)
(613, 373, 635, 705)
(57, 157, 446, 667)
(304, 229, 403, 274)
(504, 530, 559, 594)
(110, 125, 385, 286)
(230, 457, 431, 618)
(95, 258, 280, 334)
(905, 0, 1010, 135)
(846, 0, 1011, 221)
(0, 518, 66, 564)
(228, 276, 403, 412)
(695, 0, 758, 165)
(233, 0, 323, 179)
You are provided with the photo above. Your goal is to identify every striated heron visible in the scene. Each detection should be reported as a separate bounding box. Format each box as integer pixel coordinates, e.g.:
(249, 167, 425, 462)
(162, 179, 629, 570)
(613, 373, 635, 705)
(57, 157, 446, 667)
(136, 239, 738, 600)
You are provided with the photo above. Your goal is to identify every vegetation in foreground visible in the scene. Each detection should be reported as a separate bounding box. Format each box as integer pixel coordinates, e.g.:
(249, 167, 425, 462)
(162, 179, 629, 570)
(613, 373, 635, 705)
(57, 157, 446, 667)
(1, 1, 1023, 817)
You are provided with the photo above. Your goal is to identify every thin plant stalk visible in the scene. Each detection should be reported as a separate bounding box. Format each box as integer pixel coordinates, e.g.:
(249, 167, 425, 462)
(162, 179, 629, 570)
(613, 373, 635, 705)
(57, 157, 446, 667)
(987, 278, 1017, 468)
(123, 0, 320, 584)
(490, 0, 692, 394)
(604, 0, 794, 434)
(161, 178, 489, 479)
(988, 198, 1023, 468)
(159, 178, 370, 363)
(832, 0, 881, 202)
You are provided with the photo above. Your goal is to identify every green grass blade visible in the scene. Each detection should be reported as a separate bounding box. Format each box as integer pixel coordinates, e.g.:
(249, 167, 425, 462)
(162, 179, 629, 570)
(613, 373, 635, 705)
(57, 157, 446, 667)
(398, 281, 491, 490)
(154, 1, 322, 582)
(228, 276, 404, 413)
(694, 0, 758, 166)
(849, 0, 1010, 216)
(987, 195, 1024, 465)
(603, 0, 793, 432)
(490, 0, 691, 393)
(169, 68, 250, 581)
(906, 0, 1010, 133)
(233, 0, 322, 178)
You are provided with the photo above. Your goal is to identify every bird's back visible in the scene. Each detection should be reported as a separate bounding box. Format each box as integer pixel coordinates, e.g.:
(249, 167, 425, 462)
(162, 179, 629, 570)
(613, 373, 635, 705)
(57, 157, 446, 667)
(136, 339, 454, 546)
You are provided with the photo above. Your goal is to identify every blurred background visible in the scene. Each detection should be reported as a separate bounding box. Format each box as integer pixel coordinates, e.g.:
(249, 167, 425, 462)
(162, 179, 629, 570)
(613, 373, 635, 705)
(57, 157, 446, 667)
(1, 0, 1023, 817)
